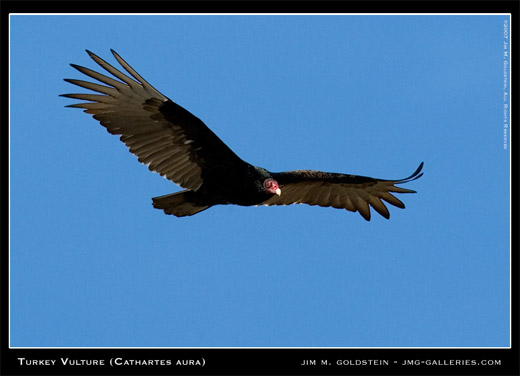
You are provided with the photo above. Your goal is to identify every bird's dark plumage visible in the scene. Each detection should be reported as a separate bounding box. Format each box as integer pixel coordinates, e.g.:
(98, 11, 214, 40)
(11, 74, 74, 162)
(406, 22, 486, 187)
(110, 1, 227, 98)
(62, 50, 424, 221)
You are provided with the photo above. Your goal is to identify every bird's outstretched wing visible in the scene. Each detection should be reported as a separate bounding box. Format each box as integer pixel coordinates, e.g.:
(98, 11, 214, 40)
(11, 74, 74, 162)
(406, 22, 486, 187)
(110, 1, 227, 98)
(263, 162, 424, 220)
(61, 49, 243, 191)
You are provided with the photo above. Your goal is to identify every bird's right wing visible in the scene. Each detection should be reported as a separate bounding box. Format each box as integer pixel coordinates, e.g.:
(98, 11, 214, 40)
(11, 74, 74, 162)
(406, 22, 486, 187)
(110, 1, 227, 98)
(263, 163, 424, 220)
(62, 49, 244, 191)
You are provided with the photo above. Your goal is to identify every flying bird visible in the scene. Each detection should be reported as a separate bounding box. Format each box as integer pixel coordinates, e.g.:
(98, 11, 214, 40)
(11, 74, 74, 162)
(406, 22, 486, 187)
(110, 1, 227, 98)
(62, 50, 423, 221)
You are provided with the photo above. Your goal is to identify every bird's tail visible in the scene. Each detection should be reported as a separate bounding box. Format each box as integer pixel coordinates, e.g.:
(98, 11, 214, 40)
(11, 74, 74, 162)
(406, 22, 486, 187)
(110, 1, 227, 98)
(152, 190, 210, 217)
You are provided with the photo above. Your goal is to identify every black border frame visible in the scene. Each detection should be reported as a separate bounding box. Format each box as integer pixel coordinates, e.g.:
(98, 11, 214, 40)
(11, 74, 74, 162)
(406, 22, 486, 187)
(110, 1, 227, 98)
(2, 1, 518, 375)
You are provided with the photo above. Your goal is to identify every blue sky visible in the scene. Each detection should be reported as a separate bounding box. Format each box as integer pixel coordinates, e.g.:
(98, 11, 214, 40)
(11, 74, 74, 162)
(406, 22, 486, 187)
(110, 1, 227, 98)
(9, 14, 510, 348)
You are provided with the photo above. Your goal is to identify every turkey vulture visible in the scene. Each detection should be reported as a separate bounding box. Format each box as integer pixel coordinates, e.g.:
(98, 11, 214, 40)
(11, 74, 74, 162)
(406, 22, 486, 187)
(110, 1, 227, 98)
(62, 50, 423, 221)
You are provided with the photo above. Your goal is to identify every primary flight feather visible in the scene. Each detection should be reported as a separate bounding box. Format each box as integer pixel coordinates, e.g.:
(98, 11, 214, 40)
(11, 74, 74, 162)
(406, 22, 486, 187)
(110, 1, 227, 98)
(62, 50, 423, 220)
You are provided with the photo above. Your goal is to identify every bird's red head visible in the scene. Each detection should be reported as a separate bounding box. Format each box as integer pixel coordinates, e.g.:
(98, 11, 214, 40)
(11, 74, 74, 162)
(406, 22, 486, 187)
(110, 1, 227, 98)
(263, 178, 281, 196)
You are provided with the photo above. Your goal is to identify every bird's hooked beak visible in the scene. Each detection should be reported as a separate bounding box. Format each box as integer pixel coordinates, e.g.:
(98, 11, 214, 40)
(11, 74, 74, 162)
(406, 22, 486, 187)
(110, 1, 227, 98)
(275, 188, 281, 196)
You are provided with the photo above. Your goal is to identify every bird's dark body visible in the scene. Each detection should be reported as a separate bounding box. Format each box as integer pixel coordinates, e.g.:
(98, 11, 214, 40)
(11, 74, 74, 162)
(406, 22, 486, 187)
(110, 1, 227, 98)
(158, 101, 274, 206)
(63, 50, 423, 220)
(196, 164, 275, 207)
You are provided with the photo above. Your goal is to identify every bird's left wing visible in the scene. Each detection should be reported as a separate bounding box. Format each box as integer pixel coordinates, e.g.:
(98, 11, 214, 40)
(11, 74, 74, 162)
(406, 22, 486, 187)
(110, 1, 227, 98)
(61, 50, 244, 191)
(263, 162, 424, 220)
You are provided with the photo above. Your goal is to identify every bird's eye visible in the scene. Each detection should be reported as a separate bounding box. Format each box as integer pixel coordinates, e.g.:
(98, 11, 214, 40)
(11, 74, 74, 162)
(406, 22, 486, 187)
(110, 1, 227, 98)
(263, 178, 279, 194)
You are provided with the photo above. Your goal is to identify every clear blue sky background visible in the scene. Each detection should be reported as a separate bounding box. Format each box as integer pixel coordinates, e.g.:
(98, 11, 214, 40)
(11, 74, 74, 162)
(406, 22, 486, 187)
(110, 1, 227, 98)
(10, 15, 510, 348)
